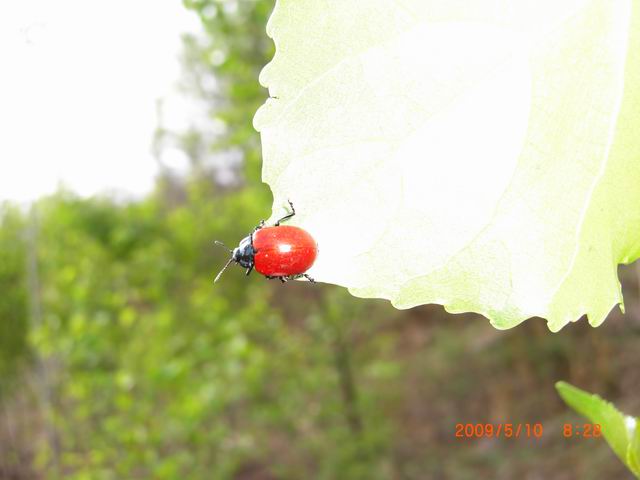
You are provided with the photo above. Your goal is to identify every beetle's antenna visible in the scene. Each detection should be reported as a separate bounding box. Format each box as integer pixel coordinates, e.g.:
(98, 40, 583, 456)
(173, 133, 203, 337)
(214, 240, 232, 253)
(214, 257, 235, 283)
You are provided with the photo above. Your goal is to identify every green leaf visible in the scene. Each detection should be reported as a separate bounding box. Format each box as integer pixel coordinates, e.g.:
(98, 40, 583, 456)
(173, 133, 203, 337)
(629, 420, 640, 477)
(555, 381, 639, 477)
(255, 0, 640, 330)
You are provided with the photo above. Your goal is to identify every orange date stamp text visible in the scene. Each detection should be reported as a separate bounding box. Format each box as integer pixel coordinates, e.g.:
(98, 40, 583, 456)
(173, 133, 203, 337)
(455, 422, 544, 439)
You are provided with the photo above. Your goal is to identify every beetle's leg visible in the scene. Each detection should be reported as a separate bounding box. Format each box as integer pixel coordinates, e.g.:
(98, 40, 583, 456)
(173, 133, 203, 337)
(245, 265, 253, 276)
(274, 200, 296, 226)
(249, 228, 258, 252)
(280, 276, 288, 283)
(303, 273, 315, 283)
(254, 220, 265, 232)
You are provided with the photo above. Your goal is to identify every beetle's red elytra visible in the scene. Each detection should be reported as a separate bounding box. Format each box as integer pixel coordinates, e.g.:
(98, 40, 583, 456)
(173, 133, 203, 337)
(253, 225, 317, 277)
(214, 201, 318, 284)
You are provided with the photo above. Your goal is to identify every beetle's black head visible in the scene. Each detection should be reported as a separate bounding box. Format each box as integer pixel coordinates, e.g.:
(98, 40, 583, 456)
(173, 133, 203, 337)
(214, 235, 255, 283)
(232, 235, 255, 268)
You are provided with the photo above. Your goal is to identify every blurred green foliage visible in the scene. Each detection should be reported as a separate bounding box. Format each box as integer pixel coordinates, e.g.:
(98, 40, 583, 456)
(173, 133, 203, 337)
(1, 1, 639, 479)
(21, 187, 394, 478)
(0, 206, 28, 391)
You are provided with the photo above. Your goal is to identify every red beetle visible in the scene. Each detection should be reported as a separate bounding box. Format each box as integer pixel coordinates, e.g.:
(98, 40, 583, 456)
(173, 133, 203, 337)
(214, 201, 317, 283)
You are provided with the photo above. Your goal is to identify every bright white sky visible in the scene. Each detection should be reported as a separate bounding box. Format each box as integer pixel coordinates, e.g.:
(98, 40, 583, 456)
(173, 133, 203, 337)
(0, 1, 201, 203)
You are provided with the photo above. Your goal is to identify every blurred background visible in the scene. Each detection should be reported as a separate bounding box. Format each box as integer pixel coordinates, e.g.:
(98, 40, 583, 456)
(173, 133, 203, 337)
(1, 1, 639, 479)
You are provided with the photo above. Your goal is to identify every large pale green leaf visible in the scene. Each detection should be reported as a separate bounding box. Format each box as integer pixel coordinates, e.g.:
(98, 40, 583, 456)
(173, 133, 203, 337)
(254, 0, 640, 330)
(556, 381, 640, 477)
